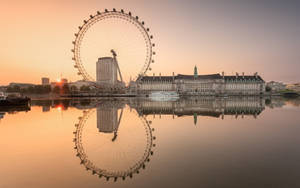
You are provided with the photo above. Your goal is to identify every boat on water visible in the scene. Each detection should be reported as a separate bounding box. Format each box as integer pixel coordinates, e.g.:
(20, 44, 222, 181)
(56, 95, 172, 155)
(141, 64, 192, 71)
(0, 92, 31, 107)
(149, 91, 179, 101)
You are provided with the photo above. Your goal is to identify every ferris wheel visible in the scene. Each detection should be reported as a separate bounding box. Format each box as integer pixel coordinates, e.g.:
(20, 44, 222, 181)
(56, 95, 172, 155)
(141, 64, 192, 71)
(73, 103, 156, 181)
(71, 9, 155, 83)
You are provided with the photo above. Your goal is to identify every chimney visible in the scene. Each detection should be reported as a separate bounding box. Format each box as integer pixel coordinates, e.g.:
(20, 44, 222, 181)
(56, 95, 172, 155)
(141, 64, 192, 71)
(242, 72, 244, 78)
(153, 73, 155, 80)
(236, 72, 239, 78)
(222, 71, 224, 78)
(159, 72, 161, 79)
(254, 72, 258, 78)
(172, 72, 175, 81)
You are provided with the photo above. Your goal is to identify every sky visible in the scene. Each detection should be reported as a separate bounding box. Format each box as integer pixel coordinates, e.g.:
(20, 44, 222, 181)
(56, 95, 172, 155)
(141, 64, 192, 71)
(0, 0, 299, 85)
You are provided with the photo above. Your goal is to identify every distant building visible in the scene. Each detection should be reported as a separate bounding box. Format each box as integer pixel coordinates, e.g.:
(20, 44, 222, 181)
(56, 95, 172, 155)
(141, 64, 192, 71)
(0, 86, 7, 92)
(68, 80, 94, 90)
(41, 77, 50, 85)
(266, 81, 286, 92)
(61, 78, 68, 84)
(50, 78, 68, 89)
(286, 83, 300, 92)
(133, 67, 265, 95)
(50, 82, 57, 89)
(96, 57, 118, 85)
(8, 82, 35, 89)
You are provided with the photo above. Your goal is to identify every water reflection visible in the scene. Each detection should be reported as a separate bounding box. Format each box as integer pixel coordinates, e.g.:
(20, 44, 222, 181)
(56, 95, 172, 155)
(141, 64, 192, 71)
(131, 97, 265, 122)
(67, 97, 268, 181)
(1, 96, 300, 186)
(0, 105, 30, 121)
(73, 100, 155, 181)
(27, 96, 300, 113)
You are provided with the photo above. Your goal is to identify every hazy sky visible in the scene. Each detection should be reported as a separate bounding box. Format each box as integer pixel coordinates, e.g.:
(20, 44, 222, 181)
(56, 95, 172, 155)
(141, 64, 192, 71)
(1, 0, 299, 85)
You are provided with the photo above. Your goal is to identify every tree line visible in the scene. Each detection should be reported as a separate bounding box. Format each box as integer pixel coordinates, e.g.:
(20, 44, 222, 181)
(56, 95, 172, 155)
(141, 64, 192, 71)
(6, 84, 91, 94)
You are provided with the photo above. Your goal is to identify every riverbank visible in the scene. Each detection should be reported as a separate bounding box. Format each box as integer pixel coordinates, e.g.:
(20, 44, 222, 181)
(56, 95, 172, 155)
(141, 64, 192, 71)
(7, 91, 300, 100)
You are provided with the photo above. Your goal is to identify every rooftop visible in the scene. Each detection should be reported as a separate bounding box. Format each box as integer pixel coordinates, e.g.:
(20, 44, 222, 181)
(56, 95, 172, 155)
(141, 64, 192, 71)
(138, 73, 264, 82)
(224, 75, 264, 81)
(176, 74, 222, 80)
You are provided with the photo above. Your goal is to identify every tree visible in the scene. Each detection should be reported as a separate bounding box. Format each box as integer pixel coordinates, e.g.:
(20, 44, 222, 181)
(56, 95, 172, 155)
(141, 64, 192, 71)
(6, 85, 20, 92)
(70, 85, 78, 93)
(27, 86, 35, 93)
(62, 84, 70, 94)
(266, 86, 271, 92)
(34, 85, 44, 94)
(43, 85, 51, 93)
(52, 86, 60, 94)
(80, 85, 91, 92)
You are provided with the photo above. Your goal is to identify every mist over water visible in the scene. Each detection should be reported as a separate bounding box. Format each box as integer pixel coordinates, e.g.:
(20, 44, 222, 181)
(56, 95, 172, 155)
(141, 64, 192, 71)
(0, 97, 300, 188)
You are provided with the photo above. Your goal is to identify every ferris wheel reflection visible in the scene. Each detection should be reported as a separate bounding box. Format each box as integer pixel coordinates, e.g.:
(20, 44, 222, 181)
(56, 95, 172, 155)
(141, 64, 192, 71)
(73, 101, 155, 182)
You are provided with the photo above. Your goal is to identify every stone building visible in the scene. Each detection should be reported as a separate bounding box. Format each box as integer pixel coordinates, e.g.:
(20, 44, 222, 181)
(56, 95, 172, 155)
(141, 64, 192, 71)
(224, 73, 265, 95)
(134, 67, 265, 95)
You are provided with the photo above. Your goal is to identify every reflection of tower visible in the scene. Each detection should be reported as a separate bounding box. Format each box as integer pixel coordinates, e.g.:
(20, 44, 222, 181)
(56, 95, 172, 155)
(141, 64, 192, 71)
(97, 107, 119, 133)
(73, 105, 155, 181)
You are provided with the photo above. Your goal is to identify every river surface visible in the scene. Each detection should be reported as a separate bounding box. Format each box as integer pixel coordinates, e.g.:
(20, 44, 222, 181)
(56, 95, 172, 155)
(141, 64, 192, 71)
(0, 97, 300, 188)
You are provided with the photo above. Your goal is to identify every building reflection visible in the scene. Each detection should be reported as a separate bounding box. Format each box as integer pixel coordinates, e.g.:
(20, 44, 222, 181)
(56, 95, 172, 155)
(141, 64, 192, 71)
(0, 105, 30, 120)
(130, 97, 266, 121)
(96, 101, 124, 141)
(30, 97, 300, 115)
(97, 107, 119, 133)
(69, 96, 273, 181)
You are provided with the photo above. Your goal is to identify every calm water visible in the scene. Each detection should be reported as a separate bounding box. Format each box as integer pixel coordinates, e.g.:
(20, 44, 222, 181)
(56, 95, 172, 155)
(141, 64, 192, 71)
(0, 97, 300, 188)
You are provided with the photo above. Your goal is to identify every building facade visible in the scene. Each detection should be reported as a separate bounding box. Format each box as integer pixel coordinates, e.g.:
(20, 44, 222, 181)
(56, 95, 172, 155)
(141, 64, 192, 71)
(134, 67, 265, 95)
(96, 57, 118, 85)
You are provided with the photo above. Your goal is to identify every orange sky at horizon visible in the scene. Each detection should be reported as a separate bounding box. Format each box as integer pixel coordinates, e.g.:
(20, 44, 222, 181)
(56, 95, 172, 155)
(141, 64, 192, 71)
(1, 0, 299, 85)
